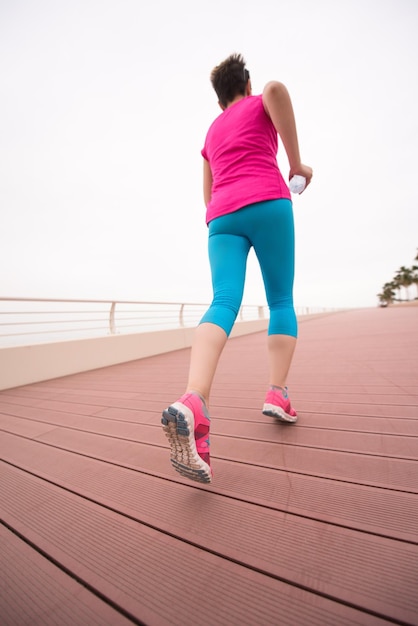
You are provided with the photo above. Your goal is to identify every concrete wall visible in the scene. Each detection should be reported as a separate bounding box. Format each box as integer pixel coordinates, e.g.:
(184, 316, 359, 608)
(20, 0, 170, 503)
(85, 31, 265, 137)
(0, 319, 269, 391)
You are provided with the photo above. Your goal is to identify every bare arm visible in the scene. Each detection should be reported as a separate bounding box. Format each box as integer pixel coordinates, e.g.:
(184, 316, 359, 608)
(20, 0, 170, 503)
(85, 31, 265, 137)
(203, 158, 213, 207)
(262, 81, 312, 187)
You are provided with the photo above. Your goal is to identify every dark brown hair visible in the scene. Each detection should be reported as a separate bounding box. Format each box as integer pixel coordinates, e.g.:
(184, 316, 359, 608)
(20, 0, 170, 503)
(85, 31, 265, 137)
(210, 53, 250, 108)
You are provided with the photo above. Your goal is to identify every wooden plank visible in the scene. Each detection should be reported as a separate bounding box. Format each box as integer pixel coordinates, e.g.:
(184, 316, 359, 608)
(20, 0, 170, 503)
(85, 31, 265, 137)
(4, 389, 418, 436)
(1, 408, 416, 493)
(1, 430, 417, 544)
(4, 382, 418, 406)
(1, 398, 416, 458)
(0, 525, 133, 626)
(0, 463, 404, 625)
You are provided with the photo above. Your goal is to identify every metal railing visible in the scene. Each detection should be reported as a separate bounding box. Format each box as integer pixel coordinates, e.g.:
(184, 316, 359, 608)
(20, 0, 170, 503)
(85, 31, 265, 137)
(0, 297, 269, 347)
(0, 297, 339, 348)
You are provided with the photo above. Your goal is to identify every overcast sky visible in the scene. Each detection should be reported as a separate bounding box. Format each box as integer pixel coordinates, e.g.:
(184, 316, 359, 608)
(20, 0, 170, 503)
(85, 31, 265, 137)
(1, 0, 418, 310)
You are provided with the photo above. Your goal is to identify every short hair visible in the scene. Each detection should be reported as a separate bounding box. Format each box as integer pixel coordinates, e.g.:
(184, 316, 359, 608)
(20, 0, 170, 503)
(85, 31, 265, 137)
(210, 53, 250, 108)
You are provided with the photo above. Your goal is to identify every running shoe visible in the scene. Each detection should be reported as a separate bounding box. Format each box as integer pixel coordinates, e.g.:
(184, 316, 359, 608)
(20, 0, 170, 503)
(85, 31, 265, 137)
(161, 392, 212, 484)
(262, 386, 298, 423)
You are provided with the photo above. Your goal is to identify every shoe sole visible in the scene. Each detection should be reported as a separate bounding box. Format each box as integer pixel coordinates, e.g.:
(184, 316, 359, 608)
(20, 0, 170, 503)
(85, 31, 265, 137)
(161, 403, 212, 484)
(262, 403, 298, 423)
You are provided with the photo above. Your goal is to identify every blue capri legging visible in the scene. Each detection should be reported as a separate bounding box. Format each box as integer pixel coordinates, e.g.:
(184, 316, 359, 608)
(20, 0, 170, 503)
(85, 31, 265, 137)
(200, 198, 297, 338)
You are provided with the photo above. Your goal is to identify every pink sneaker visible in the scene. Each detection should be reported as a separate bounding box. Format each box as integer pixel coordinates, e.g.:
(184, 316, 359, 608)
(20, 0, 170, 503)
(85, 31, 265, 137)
(262, 386, 298, 423)
(161, 392, 212, 484)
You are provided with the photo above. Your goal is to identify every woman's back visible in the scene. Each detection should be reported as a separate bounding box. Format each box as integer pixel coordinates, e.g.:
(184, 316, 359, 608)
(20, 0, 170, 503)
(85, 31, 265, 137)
(202, 95, 290, 223)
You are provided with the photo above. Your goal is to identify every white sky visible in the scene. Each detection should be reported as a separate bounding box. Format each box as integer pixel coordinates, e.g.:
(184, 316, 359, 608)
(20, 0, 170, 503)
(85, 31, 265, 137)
(1, 0, 418, 309)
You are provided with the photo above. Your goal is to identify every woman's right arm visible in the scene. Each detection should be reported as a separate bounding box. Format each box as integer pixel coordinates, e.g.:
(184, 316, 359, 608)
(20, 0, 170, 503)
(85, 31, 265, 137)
(262, 81, 312, 188)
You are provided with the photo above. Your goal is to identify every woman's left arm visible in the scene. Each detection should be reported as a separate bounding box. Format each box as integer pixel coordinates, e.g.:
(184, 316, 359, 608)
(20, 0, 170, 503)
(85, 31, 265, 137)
(203, 158, 213, 207)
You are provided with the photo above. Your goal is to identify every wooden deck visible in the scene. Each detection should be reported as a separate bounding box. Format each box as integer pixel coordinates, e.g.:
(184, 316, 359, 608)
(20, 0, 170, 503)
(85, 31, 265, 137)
(0, 305, 417, 626)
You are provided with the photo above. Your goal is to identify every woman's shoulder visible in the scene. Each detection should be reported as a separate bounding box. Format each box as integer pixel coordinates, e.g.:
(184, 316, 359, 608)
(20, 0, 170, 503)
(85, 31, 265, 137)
(262, 81, 288, 94)
(262, 81, 289, 106)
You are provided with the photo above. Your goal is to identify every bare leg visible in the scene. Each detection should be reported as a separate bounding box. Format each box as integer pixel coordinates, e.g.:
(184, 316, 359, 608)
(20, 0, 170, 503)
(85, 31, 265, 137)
(267, 334, 297, 388)
(186, 322, 228, 405)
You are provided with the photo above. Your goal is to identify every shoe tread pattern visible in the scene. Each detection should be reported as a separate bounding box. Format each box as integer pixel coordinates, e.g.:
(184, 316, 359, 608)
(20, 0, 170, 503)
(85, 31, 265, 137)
(161, 405, 212, 484)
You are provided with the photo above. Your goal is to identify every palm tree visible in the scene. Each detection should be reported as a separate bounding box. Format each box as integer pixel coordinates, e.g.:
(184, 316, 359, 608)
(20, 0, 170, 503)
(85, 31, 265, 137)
(377, 248, 418, 304)
(377, 282, 396, 305)
(395, 266, 414, 301)
(411, 264, 418, 300)
(391, 272, 402, 301)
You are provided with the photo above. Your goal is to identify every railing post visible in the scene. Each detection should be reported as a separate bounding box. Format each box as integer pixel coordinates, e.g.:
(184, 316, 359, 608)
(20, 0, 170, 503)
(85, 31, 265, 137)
(179, 304, 185, 328)
(109, 302, 116, 335)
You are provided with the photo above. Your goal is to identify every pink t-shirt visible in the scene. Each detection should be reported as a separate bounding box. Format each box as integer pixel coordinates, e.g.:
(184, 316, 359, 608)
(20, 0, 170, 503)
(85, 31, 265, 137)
(201, 94, 291, 224)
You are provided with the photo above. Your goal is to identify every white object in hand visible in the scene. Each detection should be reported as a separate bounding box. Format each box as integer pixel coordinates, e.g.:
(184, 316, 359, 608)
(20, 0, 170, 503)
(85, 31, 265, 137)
(289, 175, 306, 194)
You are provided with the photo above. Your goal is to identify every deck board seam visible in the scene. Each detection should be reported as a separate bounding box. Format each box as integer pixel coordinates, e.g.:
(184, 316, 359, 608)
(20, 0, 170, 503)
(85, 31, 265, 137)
(2, 427, 418, 496)
(4, 408, 418, 434)
(2, 414, 417, 461)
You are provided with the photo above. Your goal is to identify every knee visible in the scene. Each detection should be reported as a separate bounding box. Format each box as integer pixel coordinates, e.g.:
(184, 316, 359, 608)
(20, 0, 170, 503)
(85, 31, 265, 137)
(212, 291, 242, 318)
